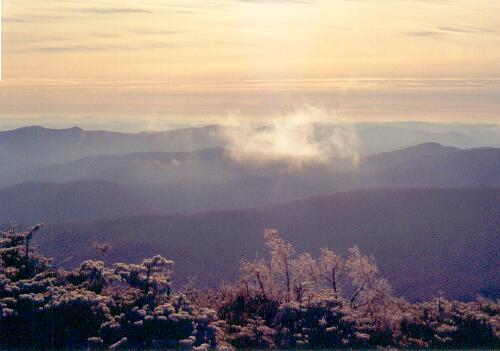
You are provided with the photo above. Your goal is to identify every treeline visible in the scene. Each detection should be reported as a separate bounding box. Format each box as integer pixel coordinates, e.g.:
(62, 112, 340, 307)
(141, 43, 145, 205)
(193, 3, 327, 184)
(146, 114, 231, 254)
(0, 225, 498, 350)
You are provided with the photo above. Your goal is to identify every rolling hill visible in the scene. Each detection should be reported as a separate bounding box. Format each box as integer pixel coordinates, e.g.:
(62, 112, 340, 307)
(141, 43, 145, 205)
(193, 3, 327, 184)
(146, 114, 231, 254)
(37, 188, 500, 302)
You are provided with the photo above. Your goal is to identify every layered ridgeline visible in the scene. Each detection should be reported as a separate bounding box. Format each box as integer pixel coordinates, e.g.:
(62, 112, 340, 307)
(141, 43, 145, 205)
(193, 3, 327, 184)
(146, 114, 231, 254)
(0, 122, 498, 181)
(1, 143, 499, 223)
(1, 225, 498, 350)
(0, 125, 224, 173)
(37, 188, 500, 302)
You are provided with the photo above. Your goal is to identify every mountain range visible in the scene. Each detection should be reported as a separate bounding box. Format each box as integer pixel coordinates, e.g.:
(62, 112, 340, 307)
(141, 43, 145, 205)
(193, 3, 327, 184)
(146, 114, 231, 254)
(1, 142, 498, 224)
(1, 123, 498, 177)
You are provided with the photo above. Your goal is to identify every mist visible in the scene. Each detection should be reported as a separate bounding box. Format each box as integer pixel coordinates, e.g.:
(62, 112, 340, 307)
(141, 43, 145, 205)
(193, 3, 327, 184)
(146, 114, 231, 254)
(221, 107, 360, 167)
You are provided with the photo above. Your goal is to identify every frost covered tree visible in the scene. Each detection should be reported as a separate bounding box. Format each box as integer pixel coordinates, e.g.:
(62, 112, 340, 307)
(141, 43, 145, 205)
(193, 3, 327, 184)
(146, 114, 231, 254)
(291, 252, 319, 303)
(238, 229, 393, 307)
(241, 230, 320, 303)
(346, 246, 392, 309)
(240, 254, 274, 300)
(319, 248, 344, 294)
(263, 229, 295, 301)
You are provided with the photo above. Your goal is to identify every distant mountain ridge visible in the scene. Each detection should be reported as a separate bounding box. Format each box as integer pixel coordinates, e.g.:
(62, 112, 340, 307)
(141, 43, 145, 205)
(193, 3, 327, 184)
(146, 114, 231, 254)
(1, 123, 498, 175)
(4, 142, 500, 188)
(0, 125, 225, 173)
(1, 143, 498, 224)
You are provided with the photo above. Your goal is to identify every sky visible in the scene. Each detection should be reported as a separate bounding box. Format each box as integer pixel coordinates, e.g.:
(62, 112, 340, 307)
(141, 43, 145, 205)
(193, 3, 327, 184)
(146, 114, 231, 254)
(1, 0, 500, 130)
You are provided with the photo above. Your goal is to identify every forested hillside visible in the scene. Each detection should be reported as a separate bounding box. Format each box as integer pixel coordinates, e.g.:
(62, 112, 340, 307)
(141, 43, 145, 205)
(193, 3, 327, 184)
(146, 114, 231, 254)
(38, 188, 500, 301)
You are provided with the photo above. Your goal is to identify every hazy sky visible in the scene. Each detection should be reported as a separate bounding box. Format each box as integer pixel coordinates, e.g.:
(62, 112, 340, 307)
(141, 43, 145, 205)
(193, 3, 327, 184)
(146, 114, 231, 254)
(1, 0, 500, 128)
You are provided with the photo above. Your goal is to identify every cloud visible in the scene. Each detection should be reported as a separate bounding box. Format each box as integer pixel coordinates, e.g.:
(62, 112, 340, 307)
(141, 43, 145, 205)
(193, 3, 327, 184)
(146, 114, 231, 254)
(23, 46, 105, 53)
(4, 14, 79, 23)
(220, 106, 359, 167)
(8, 41, 179, 54)
(72, 7, 152, 15)
(404, 30, 443, 37)
(438, 26, 500, 35)
(4, 6, 154, 24)
(404, 26, 500, 38)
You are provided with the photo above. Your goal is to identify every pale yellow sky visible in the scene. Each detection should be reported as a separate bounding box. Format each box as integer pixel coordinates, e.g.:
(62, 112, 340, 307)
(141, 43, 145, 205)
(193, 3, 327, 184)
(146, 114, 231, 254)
(1, 0, 500, 125)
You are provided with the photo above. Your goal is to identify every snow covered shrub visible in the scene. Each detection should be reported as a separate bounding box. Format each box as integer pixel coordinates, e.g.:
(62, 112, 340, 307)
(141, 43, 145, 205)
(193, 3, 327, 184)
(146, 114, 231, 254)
(0, 224, 49, 281)
(0, 224, 498, 349)
(274, 295, 356, 349)
(217, 287, 279, 326)
(99, 295, 218, 349)
(0, 225, 114, 349)
(222, 317, 276, 349)
(112, 255, 173, 301)
(0, 281, 115, 348)
(0, 224, 221, 350)
(67, 260, 113, 293)
(397, 297, 500, 349)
